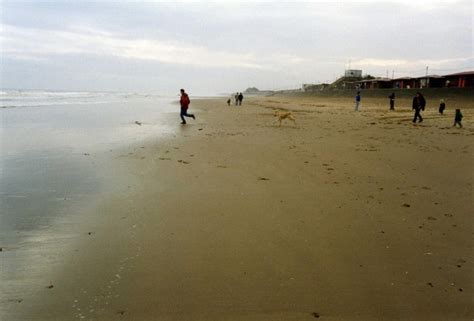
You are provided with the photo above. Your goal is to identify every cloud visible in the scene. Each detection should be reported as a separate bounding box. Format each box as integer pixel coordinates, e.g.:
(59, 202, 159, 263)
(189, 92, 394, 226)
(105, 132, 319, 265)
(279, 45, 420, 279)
(1, 25, 254, 68)
(1, 24, 308, 70)
(1, 1, 471, 93)
(353, 58, 409, 67)
(352, 57, 473, 74)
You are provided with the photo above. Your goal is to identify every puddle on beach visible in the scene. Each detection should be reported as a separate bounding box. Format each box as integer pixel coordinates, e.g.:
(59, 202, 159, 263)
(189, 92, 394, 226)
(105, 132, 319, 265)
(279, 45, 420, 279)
(0, 98, 177, 318)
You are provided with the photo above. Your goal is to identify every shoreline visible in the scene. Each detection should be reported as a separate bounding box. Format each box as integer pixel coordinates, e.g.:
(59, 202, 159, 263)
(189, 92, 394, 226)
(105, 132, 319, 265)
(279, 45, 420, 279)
(3, 95, 473, 321)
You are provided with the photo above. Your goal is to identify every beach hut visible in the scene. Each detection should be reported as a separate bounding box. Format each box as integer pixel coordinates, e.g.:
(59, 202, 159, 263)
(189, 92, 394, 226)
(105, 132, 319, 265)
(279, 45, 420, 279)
(357, 78, 392, 89)
(414, 75, 445, 88)
(443, 71, 474, 88)
(391, 77, 415, 89)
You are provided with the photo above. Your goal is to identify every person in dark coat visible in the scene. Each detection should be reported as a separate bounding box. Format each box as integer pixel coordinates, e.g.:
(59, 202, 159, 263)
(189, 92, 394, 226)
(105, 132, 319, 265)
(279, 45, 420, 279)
(238, 92, 244, 105)
(439, 99, 446, 114)
(453, 109, 463, 128)
(412, 92, 425, 123)
(388, 93, 395, 110)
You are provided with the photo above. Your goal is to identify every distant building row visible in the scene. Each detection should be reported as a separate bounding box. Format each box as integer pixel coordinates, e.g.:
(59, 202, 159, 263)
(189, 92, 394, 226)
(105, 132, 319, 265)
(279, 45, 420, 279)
(354, 71, 473, 90)
(302, 71, 474, 92)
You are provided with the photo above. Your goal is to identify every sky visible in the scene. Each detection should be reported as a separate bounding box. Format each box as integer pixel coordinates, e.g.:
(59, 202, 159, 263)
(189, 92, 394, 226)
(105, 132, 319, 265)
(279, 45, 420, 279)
(1, 0, 473, 95)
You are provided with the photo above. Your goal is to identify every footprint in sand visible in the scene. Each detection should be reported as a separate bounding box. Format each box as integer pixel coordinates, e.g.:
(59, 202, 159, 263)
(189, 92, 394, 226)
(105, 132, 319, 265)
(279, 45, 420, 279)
(456, 259, 466, 268)
(177, 160, 190, 164)
(258, 177, 270, 181)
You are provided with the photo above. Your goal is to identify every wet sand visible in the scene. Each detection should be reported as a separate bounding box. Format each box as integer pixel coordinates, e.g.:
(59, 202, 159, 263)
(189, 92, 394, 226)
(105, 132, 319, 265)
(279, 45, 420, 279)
(3, 94, 473, 321)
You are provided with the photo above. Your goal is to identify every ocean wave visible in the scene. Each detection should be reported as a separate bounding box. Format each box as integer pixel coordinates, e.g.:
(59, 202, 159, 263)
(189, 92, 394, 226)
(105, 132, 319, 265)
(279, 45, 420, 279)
(0, 90, 162, 108)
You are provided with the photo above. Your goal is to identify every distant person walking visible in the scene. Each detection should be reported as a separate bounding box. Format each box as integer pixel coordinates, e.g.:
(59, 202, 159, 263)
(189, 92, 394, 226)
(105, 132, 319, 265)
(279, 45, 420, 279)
(227, 98, 231, 106)
(354, 91, 361, 111)
(453, 109, 463, 128)
(439, 99, 446, 114)
(179, 88, 195, 124)
(238, 92, 244, 105)
(235, 93, 239, 106)
(388, 92, 395, 110)
(412, 92, 425, 123)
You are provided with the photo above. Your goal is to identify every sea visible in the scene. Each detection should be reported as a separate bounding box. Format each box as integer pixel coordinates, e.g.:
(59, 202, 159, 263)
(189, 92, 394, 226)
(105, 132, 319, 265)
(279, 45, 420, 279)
(0, 89, 180, 316)
(1, 89, 179, 234)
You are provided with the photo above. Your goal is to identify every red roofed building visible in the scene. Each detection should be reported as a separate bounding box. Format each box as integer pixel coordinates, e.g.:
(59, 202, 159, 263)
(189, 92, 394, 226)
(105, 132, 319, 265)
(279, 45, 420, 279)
(392, 77, 416, 89)
(443, 71, 474, 88)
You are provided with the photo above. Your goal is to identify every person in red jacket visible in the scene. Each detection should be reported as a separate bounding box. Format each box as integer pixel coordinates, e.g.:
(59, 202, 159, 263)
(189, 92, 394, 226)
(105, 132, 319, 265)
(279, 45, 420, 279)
(179, 88, 195, 124)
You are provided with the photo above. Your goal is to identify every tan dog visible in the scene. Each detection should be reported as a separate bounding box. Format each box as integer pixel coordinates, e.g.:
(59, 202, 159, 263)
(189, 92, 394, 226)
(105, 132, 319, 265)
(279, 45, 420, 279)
(274, 110, 296, 126)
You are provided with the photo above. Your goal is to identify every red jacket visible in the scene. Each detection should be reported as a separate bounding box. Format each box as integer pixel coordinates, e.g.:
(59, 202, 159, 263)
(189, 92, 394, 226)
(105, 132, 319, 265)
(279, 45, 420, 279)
(180, 93, 190, 109)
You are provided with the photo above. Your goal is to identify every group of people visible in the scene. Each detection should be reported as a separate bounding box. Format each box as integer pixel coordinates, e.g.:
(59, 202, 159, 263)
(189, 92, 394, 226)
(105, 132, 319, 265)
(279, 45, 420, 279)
(178, 89, 245, 125)
(409, 92, 462, 127)
(178, 88, 463, 128)
(227, 92, 244, 106)
(354, 91, 463, 128)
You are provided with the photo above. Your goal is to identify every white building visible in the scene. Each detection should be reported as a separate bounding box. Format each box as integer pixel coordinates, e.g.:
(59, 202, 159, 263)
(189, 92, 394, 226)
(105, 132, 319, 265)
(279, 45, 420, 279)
(344, 69, 362, 78)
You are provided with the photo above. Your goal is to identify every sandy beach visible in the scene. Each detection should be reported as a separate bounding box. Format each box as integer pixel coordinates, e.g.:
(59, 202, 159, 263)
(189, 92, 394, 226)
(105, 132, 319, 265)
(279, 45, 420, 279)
(3, 93, 473, 321)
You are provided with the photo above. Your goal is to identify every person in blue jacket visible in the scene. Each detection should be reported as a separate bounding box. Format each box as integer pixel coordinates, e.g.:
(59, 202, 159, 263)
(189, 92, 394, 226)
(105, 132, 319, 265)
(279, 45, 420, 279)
(355, 91, 361, 111)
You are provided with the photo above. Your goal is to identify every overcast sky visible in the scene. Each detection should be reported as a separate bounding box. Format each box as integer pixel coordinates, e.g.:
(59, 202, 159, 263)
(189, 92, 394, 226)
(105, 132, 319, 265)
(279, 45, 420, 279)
(1, 0, 472, 95)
